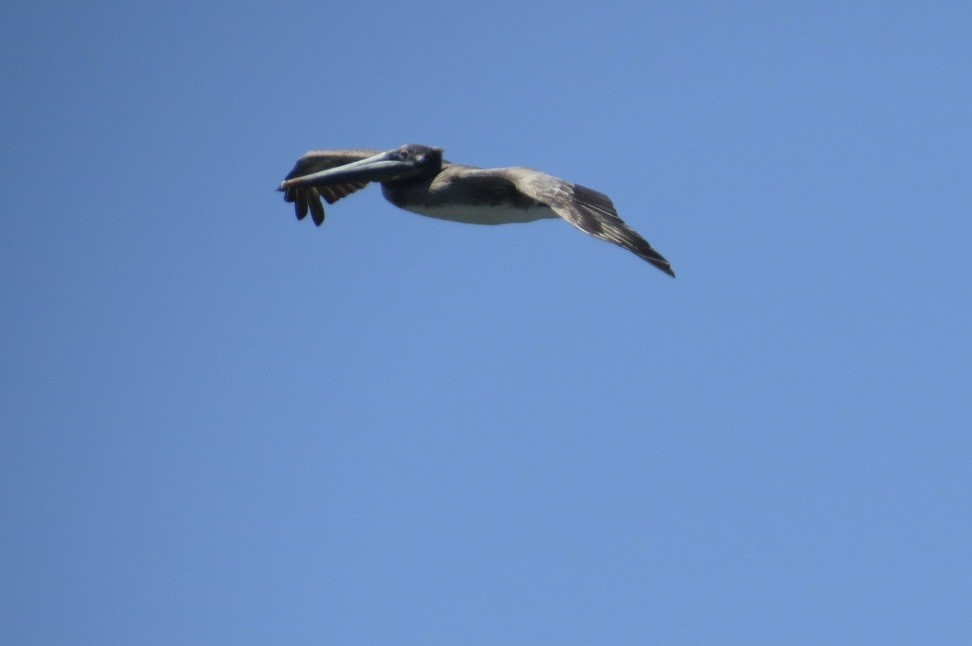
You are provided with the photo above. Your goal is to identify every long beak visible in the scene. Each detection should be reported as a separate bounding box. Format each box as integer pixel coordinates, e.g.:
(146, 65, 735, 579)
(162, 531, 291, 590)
(278, 150, 410, 191)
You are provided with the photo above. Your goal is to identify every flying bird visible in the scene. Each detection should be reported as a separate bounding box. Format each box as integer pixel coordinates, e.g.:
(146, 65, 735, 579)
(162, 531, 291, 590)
(277, 144, 675, 277)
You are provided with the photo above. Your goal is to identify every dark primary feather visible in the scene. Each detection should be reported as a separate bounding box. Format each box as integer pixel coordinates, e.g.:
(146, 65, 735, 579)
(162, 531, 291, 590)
(511, 170, 676, 277)
(281, 149, 379, 225)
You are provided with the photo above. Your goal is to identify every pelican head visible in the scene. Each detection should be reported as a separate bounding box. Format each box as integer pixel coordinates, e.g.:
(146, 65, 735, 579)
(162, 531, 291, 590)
(278, 144, 443, 191)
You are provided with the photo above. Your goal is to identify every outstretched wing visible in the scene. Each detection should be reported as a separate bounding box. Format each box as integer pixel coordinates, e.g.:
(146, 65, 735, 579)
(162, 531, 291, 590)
(510, 169, 675, 277)
(280, 149, 381, 226)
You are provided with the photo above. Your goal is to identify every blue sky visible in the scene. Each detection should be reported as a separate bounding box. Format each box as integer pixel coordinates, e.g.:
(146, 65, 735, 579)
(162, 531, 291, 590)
(2, 1, 970, 643)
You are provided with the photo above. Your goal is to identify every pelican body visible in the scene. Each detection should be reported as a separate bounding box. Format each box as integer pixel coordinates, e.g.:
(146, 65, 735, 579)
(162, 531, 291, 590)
(278, 144, 674, 277)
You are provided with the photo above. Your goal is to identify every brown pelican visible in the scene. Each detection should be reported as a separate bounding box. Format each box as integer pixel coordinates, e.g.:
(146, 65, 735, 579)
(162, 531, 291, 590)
(277, 144, 675, 277)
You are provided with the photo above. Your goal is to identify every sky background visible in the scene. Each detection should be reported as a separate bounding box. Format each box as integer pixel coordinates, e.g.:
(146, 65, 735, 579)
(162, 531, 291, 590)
(2, 1, 971, 643)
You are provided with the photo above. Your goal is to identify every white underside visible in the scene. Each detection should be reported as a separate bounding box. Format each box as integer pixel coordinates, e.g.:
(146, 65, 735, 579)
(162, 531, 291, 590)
(402, 203, 560, 225)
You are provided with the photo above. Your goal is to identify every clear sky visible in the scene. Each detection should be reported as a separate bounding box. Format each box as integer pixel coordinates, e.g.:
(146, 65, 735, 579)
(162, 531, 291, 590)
(2, 1, 970, 643)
